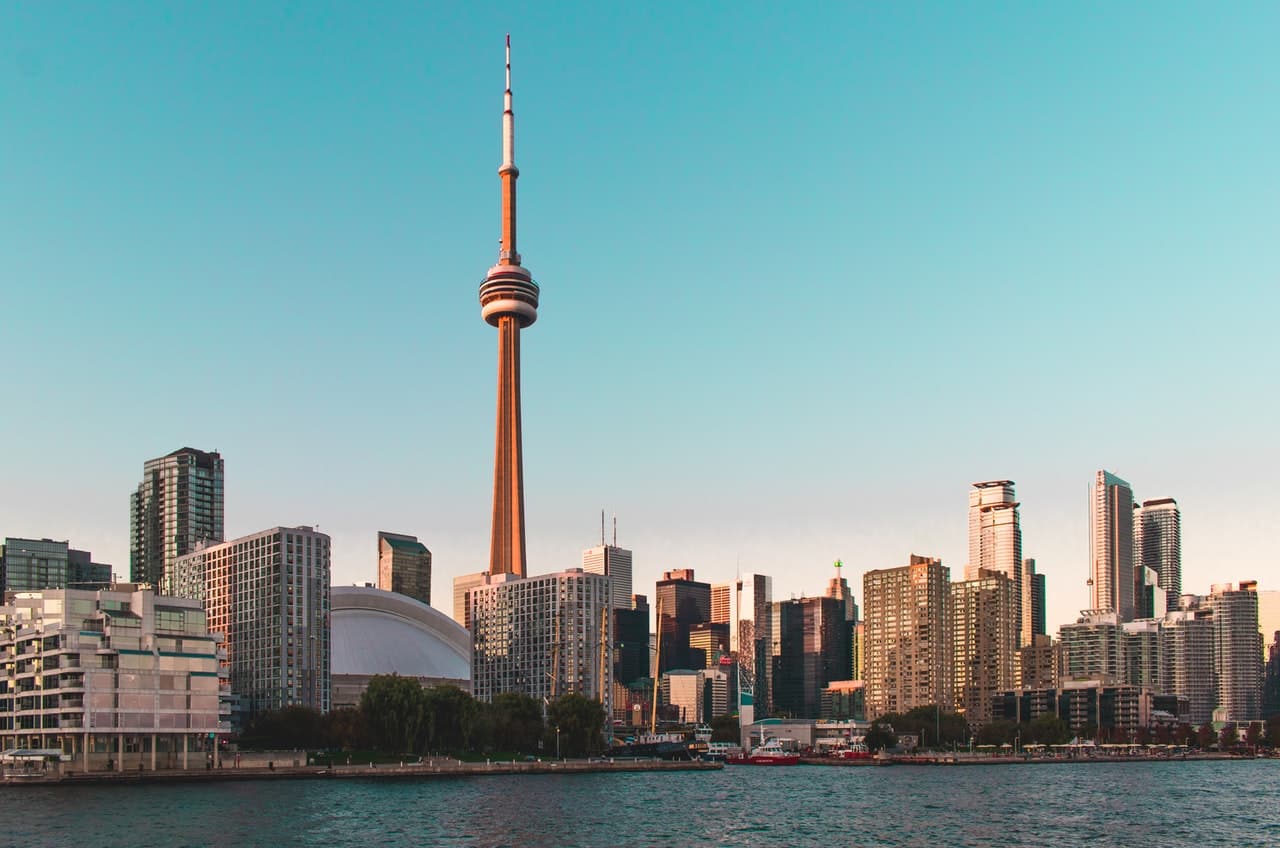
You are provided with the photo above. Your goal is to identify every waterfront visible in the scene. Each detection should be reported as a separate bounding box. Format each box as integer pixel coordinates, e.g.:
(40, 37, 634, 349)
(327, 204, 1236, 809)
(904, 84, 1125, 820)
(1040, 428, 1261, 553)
(3, 759, 1275, 847)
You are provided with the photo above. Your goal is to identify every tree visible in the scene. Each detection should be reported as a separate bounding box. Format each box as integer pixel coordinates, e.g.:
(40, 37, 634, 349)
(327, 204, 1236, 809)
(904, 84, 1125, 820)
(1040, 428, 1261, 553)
(1219, 724, 1239, 751)
(976, 720, 1019, 747)
(486, 692, 545, 754)
(238, 706, 326, 749)
(1177, 723, 1196, 747)
(884, 706, 969, 749)
(361, 674, 429, 754)
(1266, 715, 1280, 748)
(864, 722, 897, 753)
(1026, 712, 1070, 746)
(422, 684, 480, 754)
(1244, 722, 1262, 749)
(546, 694, 607, 758)
(324, 707, 370, 750)
(710, 713, 740, 743)
(1196, 722, 1216, 750)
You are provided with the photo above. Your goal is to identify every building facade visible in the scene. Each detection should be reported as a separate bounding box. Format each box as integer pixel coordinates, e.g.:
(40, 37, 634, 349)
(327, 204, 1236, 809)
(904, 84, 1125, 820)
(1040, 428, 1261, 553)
(1134, 498, 1180, 616)
(169, 526, 331, 716)
(1, 538, 112, 592)
(130, 447, 224, 587)
(1207, 581, 1263, 721)
(1161, 600, 1217, 725)
(863, 555, 952, 719)
(1027, 559, 1046, 637)
(469, 569, 612, 718)
(1090, 470, 1135, 622)
(452, 571, 488, 630)
(377, 531, 432, 606)
(0, 586, 226, 770)
(952, 569, 1018, 728)
(767, 595, 850, 720)
(1059, 610, 1124, 682)
(656, 569, 711, 675)
(966, 481, 1026, 645)
(613, 594, 650, 687)
(582, 542, 632, 610)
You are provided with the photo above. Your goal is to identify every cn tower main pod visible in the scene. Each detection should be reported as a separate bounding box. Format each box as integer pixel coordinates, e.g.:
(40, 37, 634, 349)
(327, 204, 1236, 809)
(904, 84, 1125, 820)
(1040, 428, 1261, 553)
(480, 35, 538, 578)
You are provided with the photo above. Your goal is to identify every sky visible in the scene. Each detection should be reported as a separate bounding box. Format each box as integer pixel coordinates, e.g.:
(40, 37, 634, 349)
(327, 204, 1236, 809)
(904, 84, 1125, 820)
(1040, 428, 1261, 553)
(2, 2, 1278, 636)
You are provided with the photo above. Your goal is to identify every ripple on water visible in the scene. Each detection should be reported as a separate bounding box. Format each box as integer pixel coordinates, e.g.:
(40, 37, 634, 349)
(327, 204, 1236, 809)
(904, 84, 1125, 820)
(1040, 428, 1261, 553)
(1, 760, 1276, 847)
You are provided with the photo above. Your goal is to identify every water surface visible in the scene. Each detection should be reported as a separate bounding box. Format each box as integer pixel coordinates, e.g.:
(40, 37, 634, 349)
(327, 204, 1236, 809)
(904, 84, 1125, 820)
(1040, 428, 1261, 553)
(3, 760, 1275, 847)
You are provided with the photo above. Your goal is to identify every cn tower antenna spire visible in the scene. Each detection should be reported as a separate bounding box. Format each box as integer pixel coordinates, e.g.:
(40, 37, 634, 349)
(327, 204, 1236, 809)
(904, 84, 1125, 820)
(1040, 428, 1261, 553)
(480, 34, 539, 578)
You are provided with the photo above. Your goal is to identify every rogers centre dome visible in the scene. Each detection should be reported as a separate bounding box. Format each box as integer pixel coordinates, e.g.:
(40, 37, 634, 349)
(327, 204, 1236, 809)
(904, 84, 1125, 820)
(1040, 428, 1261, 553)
(330, 585, 472, 709)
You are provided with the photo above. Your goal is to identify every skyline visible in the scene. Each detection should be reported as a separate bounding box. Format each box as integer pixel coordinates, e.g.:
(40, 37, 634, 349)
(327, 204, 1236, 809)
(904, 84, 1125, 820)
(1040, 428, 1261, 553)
(3, 4, 1277, 636)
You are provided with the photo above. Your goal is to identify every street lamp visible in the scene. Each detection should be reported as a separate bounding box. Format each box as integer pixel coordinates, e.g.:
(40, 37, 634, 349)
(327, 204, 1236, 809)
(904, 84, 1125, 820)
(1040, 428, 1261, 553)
(555, 725, 561, 760)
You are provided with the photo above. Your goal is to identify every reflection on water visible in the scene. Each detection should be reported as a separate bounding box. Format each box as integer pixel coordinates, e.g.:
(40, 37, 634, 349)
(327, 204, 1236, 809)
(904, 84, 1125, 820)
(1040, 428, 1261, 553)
(3, 760, 1277, 847)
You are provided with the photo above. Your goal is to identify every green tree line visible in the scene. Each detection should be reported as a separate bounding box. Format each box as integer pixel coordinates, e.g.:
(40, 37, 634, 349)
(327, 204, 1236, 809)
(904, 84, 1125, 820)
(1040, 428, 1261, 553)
(237, 675, 607, 758)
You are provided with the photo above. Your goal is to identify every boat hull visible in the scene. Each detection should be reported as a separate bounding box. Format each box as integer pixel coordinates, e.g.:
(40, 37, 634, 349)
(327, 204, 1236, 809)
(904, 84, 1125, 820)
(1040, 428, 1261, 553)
(725, 754, 800, 766)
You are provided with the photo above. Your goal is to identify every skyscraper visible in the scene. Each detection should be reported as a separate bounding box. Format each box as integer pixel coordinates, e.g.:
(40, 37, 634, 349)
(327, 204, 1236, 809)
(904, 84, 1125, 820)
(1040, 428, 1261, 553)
(966, 481, 1026, 646)
(1026, 558, 1046, 636)
(1134, 498, 1181, 616)
(712, 573, 771, 708)
(952, 568, 1019, 728)
(582, 525, 633, 610)
(469, 569, 612, 715)
(1162, 598, 1217, 725)
(377, 531, 432, 606)
(1206, 581, 1263, 721)
(130, 447, 224, 587)
(655, 569, 711, 674)
(767, 595, 849, 720)
(170, 525, 331, 716)
(1090, 470, 1136, 622)
(481, 37, 540, 578)
(863, 555, 952, 719)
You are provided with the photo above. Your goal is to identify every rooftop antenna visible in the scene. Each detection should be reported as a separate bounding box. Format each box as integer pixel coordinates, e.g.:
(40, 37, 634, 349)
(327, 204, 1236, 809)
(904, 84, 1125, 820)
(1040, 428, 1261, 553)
(601, 509, 605, 546)
(612, 513, 617, 547)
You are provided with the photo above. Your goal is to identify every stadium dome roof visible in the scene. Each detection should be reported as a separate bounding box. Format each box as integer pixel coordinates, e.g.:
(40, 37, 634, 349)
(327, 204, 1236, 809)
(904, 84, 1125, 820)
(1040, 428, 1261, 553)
(331, 585, 470, 682)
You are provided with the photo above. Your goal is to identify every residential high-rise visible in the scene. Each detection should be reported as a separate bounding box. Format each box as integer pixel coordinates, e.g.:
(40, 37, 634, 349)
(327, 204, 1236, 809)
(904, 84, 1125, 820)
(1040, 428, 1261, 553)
(1090, 470, 1135, 622)
(863, 555, 952, 719)
(131, 447, 224, 587)
(582, 538, 633, 610)
(452, 571, 488, 629)
(0, 537, 112, 591)
(1122, 618, 1163, 690)
(1206, 581, 1263, 721)
(469, 569, 612, 717)
(1256, 590, 1280, 664)
(170, 526, 331, 716)
(1059, 610, 1124, 682)
(655, 569, 711, 674)
(1026, 559, 1046, 636)
(481, 37, 540, 578)
(966, 481, 1027, 646)
(1264, 631, 1280, 719)
(952, 569, 1019, 728)
(377, 531, 432, 606)
(1134, 498, 1181, 616)
(1017, 633, 1058, 689)
(1162, 598, 1216, 725)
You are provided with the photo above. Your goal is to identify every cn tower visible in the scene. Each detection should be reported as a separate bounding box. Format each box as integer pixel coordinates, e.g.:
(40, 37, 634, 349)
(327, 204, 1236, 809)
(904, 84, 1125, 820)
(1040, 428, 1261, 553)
(480, 35, 538, 577)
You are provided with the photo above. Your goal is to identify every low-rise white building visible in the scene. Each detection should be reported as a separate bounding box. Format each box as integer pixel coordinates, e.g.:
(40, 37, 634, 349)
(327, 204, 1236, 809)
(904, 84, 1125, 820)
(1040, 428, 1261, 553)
(0, 586, 227, 771)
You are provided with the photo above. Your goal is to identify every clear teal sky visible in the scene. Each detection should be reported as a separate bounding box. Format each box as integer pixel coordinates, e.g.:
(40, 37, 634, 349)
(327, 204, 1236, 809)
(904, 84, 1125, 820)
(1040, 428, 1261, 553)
(2, 3, 1277, 633)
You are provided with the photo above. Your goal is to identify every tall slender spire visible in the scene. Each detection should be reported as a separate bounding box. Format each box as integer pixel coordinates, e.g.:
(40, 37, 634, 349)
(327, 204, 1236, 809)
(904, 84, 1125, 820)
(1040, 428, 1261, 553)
(480, 35, 540, 578)
(500, 33, 519, 266)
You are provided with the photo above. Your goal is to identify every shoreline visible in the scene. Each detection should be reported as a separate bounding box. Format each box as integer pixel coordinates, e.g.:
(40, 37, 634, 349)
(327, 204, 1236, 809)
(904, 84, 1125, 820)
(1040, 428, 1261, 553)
(6, 757, 721, 787)
(799, 751, 1260, 767)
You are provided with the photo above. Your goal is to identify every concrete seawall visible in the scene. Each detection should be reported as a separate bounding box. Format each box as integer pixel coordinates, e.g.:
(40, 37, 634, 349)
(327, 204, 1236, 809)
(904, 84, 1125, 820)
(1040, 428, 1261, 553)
(11, 758, 721, 786)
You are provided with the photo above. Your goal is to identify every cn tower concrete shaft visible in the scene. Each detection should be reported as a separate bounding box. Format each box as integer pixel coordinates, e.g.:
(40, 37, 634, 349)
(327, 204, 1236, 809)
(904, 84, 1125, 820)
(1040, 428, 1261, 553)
(490, 314, 526, 576)
(479, 36, 539, 577)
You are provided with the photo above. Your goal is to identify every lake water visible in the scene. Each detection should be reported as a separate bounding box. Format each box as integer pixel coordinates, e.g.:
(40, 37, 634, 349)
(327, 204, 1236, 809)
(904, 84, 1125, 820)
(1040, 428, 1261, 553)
(4, 760, 1276, 847)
